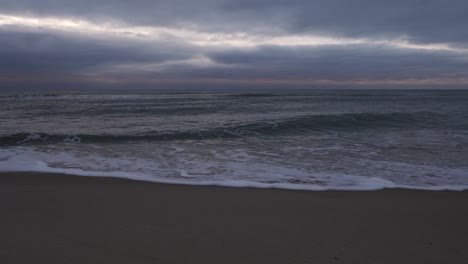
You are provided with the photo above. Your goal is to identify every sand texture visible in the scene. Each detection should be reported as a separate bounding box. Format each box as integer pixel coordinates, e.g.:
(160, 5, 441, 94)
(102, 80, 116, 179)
(1, 172, 468, 264)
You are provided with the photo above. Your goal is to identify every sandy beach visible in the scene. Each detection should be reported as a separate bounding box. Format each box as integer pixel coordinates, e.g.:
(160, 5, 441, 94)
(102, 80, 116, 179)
(1, 172, 468, 264)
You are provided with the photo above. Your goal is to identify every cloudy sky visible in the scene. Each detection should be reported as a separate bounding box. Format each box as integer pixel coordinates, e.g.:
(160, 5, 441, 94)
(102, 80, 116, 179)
(1, 0, 468, 89)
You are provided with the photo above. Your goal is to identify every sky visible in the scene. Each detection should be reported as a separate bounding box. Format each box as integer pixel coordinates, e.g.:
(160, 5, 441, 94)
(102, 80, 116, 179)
(1, 0, 468, 89)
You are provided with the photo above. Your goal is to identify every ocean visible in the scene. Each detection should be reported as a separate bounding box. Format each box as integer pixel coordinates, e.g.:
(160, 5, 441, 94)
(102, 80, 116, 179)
(1, 89, 468, 190)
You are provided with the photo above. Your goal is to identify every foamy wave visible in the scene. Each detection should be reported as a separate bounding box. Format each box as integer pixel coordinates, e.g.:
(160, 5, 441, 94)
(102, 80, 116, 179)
(1, 147, 468, 191)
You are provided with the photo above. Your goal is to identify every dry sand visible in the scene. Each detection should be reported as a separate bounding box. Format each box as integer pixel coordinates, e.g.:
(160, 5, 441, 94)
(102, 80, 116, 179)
(1, 172, 468, 263)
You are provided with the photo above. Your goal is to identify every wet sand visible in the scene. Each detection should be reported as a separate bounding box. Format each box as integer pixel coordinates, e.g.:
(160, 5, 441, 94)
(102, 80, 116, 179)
(1, 172, 468, 263)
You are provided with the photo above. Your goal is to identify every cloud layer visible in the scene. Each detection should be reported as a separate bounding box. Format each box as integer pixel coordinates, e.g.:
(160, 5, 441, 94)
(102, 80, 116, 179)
(1, 0, 468, 88)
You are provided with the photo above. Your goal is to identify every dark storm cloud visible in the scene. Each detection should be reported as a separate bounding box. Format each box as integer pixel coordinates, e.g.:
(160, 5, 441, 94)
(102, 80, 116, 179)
(99, 45, 468, 83)
(1, 0, 468, 45)
(223, 0, 468, 45)
(183, 45, 468, 80)
(0, 29, 196, 74)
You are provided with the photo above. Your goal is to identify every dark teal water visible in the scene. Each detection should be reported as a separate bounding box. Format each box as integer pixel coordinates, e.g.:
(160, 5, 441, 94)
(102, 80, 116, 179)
(1, 89, 467, 190)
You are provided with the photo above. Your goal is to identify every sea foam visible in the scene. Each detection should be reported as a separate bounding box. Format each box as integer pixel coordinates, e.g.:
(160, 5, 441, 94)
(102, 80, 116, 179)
(1, 147, 467, 191)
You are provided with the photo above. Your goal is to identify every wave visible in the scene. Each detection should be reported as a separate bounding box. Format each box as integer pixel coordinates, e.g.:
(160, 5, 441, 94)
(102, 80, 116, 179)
(1, 147, 467, 191)
(226, 93, 286, 97)
(0, 111, 450, 145)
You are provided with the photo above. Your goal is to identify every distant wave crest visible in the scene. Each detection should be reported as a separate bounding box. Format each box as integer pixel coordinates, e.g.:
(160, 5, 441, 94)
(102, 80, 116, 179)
(0, 111, 451, 145)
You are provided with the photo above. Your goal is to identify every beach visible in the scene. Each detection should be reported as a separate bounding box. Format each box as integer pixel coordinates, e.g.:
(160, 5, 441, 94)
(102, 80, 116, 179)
(1, 172, 467, 263)
(2, 0, 468, 262)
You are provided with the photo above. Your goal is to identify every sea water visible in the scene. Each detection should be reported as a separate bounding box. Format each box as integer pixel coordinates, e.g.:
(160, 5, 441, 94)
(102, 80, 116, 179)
(1, 89, 467, 190)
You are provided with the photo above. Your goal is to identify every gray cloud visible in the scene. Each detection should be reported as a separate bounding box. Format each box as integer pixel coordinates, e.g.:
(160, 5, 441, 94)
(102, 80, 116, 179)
(94, 44, 468, 83)
(1, 0, 468, 45)
(0, 29, 196, 74)
(223, 0, 468, 45)
(182, 45, 468, 80)
(2, 28, 468, 85)
(1, 0, 468, 87)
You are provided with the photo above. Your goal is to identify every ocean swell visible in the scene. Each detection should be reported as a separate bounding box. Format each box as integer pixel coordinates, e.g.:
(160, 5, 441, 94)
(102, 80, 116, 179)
(0, 111, 451, 145)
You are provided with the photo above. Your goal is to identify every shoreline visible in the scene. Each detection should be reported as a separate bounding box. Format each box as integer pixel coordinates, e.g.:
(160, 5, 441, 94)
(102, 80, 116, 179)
(2, 170, 468, 192)
(1, 172, 468, 263)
